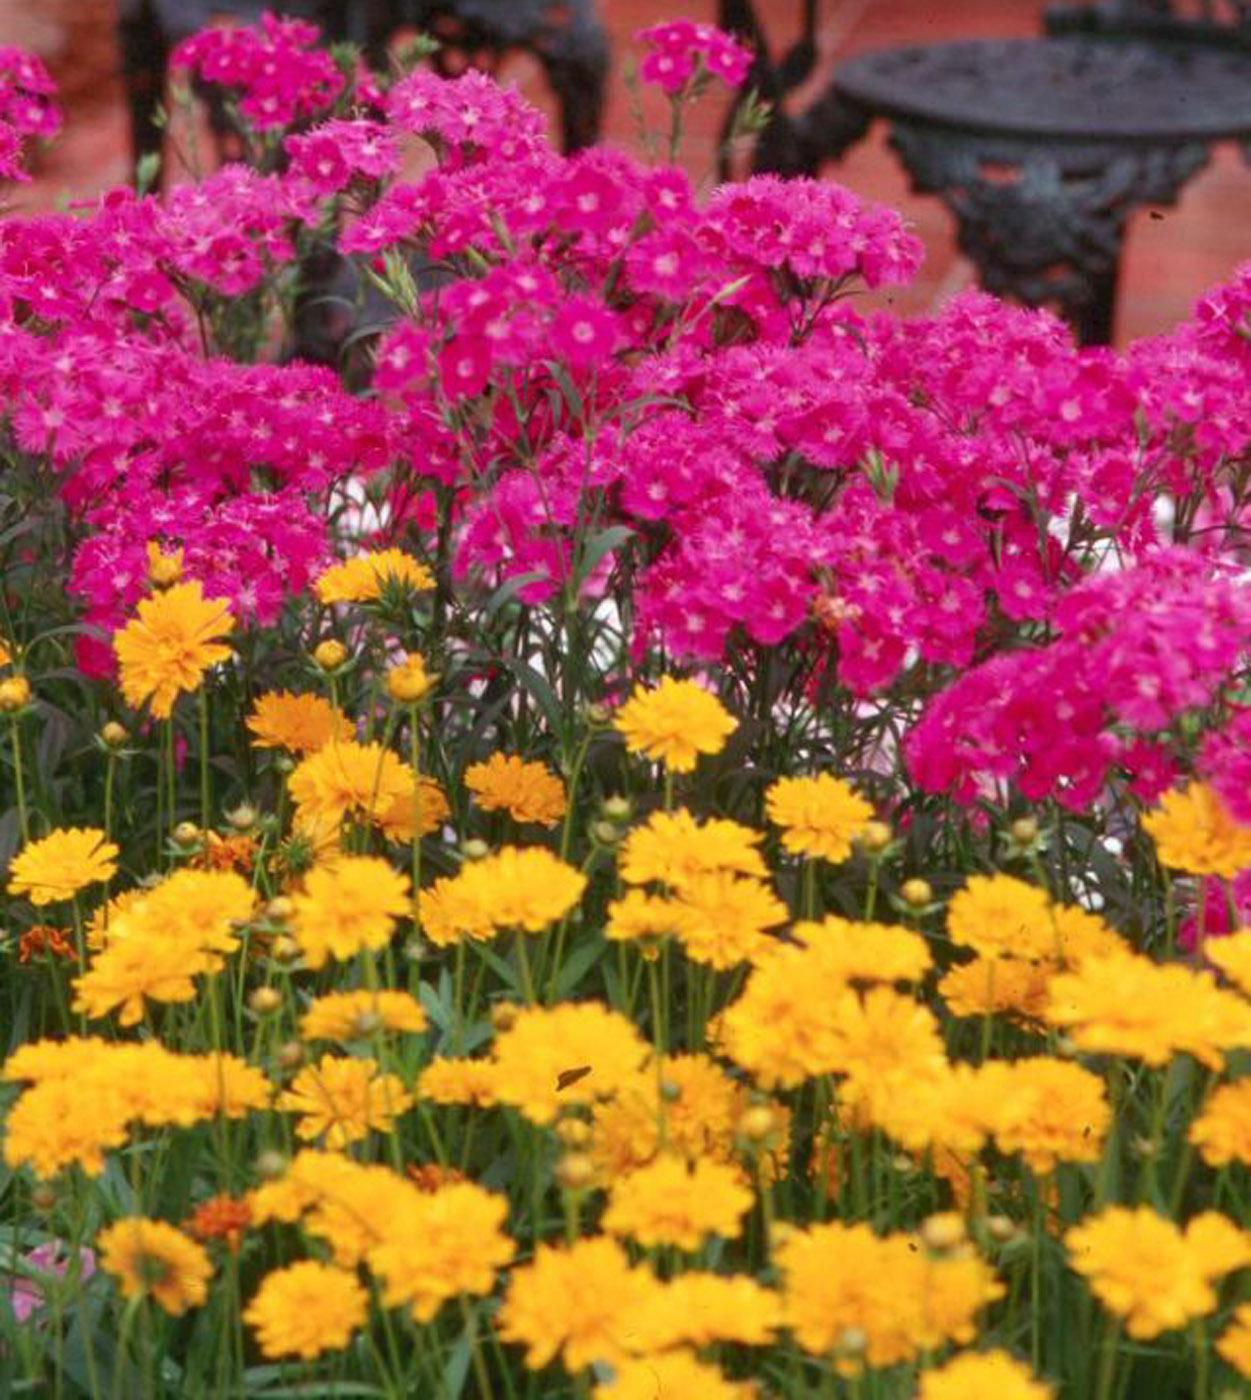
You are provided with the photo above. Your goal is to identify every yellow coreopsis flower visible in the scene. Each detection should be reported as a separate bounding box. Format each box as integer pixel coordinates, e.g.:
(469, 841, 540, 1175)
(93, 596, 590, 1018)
(289, 856, 411, 969)
(776, 1220, 1002, 1370)
(366, 1181, 515, 1322)
(985, 1057, 1110, 1173)
(590, 1054, 750, 1178)
(618, 808, 768, 889)
(315, 548, 434, 604)
(497, 1236, 665, 1371)
(1144, 782, 1251, 878)
(1217, 1303, 1251, 1377)
(418, 846, 586, 947)
(246, 690, 353, 753)
(288, 739, 448, 843)
(244, 1261, 368, 1360)
(634, 1272, 783, 1349)
(299, 989, 428, 1042)
(7, 827, 118, 905)
(98, 1218, 212, 1316)
(465, 752, 567, 826)
(670, 871, 788, 969)
(1205, 929, 1251, 997)
(919, 1351, 1053, 1400)
(1066, 1207, 1251, 1339)
(603, 1154, 754, 1251)
(1190, 1078, 1251, 1166)
(1046, 950, 1251, 1069)
(765, 773, 874, 863)
(593, 1352, 757, 1400)
(277, 1054, 413, 1148)
(113, 580, 233, 718)
(490, 1002, 650, 1125)
(613, 676, 736, 773)
(939, 956, 1053, 1025)
(947, 874, 1058, 962)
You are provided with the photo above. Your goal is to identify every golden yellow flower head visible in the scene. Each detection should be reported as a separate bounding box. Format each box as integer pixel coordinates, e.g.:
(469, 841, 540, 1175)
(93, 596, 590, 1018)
(286, 742, 448, 846)
(465, 752, 567, 827)
(1217, 1302, 1251, 1378)
(418, 846, 586, 947)
(1144, 782, 1251, 878)
(918, 1350, 1053, 1400)
(244, 1260, 368, 1359)
(592, 1351, 757, 1400)
(775, 1219, 1003, 1371)
(289, 856, 411, 969)
(7, 827, 118, 905)
(619, 808, 768, 889)
(490, 1002, 650, 1125)
(985, 1057, 1110, 1173)
(613, 676, 736, 773)
(603, 1154, 754, 1251)
(98, 1217, 212, 1315)
(315, 548, 434, 604)
(1190, 1078, 1251, 1167)
(1065, 1207, 1251, 1338)
(277, 1053, 413, 1149)
(497, 1236, 664, 1371)
(366, 1180, 515, 1322)
(766, 773, 874, 863)
(1205, 929, 1251, 997)
(145, 539, 184, 588)
(386, 652, 436, 704)
(247, 690, 353, 753)
(300, 989, 427, 1042)
(1046, 950, 1251, 1070)
(113, 580, 234, 718)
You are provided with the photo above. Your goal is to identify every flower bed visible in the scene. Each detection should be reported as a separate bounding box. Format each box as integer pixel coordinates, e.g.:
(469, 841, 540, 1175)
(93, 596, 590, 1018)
(4, 14, 1251, 1398)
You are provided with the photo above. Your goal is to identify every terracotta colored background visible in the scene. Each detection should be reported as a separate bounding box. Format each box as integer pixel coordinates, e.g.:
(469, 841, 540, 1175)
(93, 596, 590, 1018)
(4, 0, 1248, 343)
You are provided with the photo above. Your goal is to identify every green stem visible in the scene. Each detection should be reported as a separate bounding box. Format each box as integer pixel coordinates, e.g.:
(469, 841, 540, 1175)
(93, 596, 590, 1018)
(10, 714, 29, 840)
(199, 686, 211, 833)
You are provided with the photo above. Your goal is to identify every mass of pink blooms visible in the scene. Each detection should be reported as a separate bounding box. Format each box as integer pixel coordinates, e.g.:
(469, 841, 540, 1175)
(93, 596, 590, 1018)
(5, 13, 1251, 851)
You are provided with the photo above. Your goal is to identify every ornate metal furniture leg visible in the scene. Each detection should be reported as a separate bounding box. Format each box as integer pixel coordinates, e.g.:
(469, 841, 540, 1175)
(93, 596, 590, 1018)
(888, 125, 1210, 343)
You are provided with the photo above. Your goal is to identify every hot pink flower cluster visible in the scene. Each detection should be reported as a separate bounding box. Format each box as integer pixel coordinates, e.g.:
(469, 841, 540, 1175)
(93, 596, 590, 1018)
(0, 46, 58, 180)
(171, 12, 346, 130)
(636, 20, 754, 92)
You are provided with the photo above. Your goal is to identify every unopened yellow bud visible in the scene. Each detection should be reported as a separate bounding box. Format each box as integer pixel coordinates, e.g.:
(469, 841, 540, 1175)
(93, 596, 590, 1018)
(100, 721, 128, 748)
(900, 877, 933, 908)
(739, 1105, 776, 1143)
(146, 541, 184, 587)
(0, 676, 31, 712)
(271, 935, 300, 963)
(490, 1001, 520, 1033)
(172, 821, 201, 847)
(312, 639, 347, 671)
(1010, 816, 1040, 845)
(857, 821, 892, 855)
(265, 897, 294, 922)
(248, 987, 282, 1016)
(276, 1040, 305, 1071)
(386, 653, 435, 704)
(920, 1212, 967, 1252)
(255, 1151, 288, 1181)
(555, 1153, 596, 1191)
(555, 1117, 591, 1148)
(226, 803, 257, 831)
